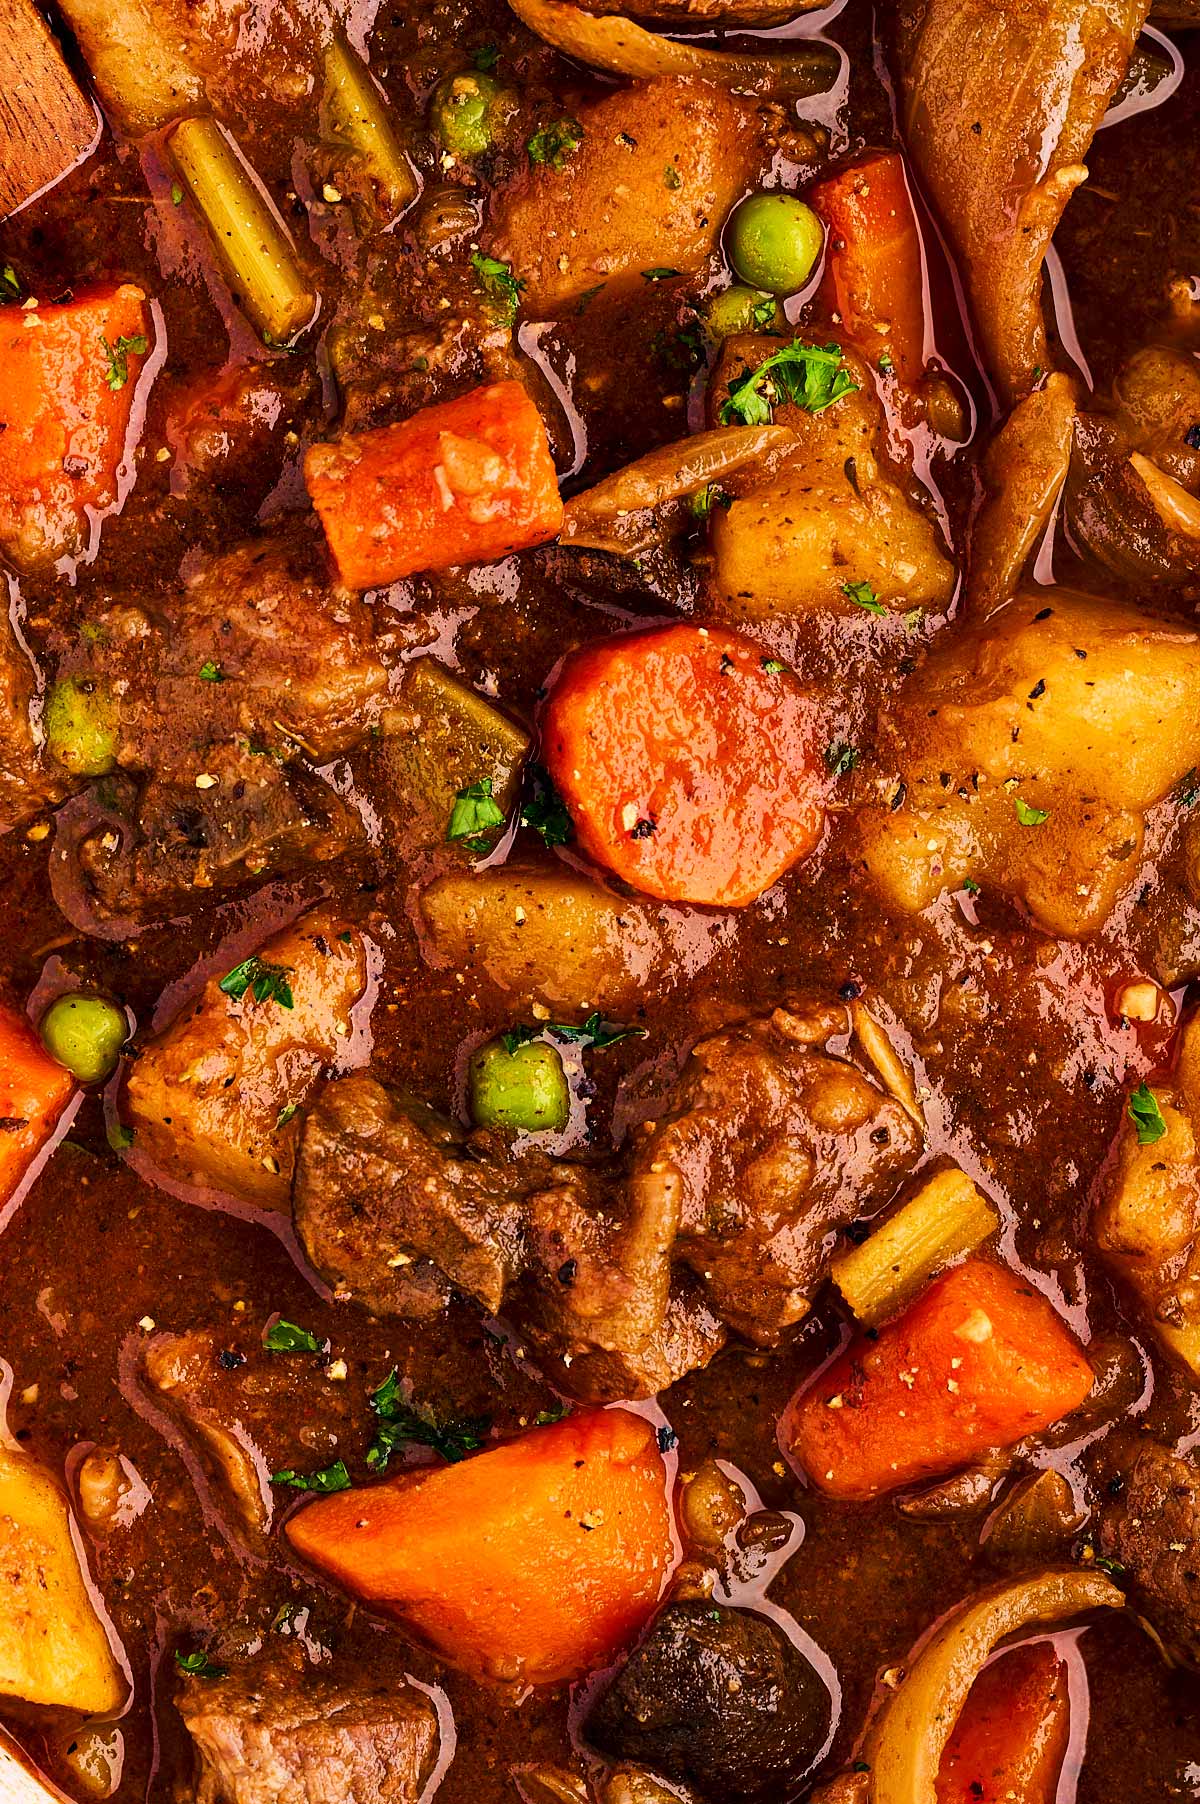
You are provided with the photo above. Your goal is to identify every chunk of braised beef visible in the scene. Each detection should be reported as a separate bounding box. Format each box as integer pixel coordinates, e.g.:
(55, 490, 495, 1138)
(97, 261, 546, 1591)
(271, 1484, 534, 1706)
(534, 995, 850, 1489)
(585, 1601, 831, 1799)
(177, 1642, 440, 1804)
(1096, 1437, 1200, 1668)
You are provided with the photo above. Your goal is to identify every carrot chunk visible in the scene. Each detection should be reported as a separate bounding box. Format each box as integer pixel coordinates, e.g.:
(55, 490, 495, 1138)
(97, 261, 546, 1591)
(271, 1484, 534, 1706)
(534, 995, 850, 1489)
(809, 151, 927, 383)
(936, 1641, 1070, 1804)
(541, 623, 826, 908)
(285, 1407, 673, 1685)
(788, 1258, 1093, 1499)
(0, 282, 152, 569)
(305, 379, 563, 589)
(0, 1004, 75, 1207)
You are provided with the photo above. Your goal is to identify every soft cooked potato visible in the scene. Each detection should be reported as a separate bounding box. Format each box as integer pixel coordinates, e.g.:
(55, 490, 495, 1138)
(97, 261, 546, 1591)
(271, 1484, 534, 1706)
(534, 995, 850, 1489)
(857, 589, 1200, 936)
(707, 335, 955, 618)
(1095, 1016, 1200, 1379)
(488, 80, 758, 317)
(0, 1446, 125, 1715)
(419, 863, 668, 1012)
(126, 906, 367, 1209)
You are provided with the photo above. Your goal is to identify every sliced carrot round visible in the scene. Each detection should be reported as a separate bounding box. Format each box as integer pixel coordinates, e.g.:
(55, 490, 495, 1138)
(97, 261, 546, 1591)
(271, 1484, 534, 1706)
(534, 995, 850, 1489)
(542, 623, 826, 907)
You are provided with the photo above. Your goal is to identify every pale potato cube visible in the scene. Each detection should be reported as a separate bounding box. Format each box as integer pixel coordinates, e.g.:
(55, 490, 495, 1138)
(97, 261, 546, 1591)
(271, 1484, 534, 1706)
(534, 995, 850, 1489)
(0, 1447, 124, 1715)
(126, 906, 367, 1209)
(488, 80, 758, 317)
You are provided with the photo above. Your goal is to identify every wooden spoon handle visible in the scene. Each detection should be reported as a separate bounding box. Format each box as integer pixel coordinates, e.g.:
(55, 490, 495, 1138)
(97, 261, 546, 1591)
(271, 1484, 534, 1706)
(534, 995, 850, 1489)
(0, 0, 97, 221)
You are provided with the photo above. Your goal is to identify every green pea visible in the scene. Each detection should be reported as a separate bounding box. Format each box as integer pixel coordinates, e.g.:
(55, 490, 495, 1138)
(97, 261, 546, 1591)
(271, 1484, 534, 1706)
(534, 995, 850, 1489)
(725, 193, 824, 296)
(39, 992, 128, 1084)
(431, 72, 516, 161)
(44, 676, 117, 778)
(468, 1038, 570, 1134)
(703, 285, 783, 341)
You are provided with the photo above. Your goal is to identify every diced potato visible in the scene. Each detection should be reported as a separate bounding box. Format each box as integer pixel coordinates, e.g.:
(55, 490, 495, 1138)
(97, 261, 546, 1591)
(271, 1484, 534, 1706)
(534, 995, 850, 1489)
(488, 79, 758, 317)
(125, 906, 367, 1209)
(377, 660, 529, 852)
(419, 864, 666, 1012)
(858, 589, 1200, 936)
(0, 1446, 125, 1715)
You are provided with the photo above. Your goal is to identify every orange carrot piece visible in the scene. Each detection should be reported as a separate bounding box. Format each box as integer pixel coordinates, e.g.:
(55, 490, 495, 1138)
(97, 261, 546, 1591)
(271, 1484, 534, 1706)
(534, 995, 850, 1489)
(0, 1004, 75, 1207)
(541, 623, 826, 908)
(788, 1258, 1093, 1500)
(305, 379, 563, 589)
(285, 1407, 673, 1685)
(936, 1641, 1070, 1804)
(0, 282, 151, 568)
(809, 151, 927, 383)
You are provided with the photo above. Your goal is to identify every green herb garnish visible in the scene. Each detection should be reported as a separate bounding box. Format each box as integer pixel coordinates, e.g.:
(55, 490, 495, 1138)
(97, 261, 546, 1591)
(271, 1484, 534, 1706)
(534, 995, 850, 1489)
(276, 1101, 299, 1129)
(100, 332, 148, 392)
(447, 777, 506, 853)
(663, 165, 682, 189)
(264, 1319, 323, 1354)
(825, 741, 858, 777)
(501, 1012, 646, 1055)
(1128, 1081, 1167, 1146)
(470, 251, 522, 326)
(520, 763, 572, 847)
(219, 956, 294, 1009)
(472, 42, 498, 70)
(272, 1460, 352, 1493)
(527, 117, 583, 170)
(761, 657, 786, 674)
(174, 1648, 227, 1680)
(962, 877, 981, 897)
(641, 267, 680, 282)
(843, 579, 885, 616)
(1013, 795, 1049, 827)
(1, 265, 21, 302)
(198, 660, 224, 683)
(720, 339, 857, 426)
(367, 1371, 490, 1471)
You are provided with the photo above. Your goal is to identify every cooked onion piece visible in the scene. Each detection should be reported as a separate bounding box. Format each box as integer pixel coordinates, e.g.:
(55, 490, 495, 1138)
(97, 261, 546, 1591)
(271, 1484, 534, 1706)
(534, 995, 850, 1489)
(506, 0, 839, 96)
(850, 1002, 923, 1127)
(969, 374, 1077, 612)
(562, 426, 793, 553)
(1129, 451, 1200, 540)
(861, 1570, 1123, 1802)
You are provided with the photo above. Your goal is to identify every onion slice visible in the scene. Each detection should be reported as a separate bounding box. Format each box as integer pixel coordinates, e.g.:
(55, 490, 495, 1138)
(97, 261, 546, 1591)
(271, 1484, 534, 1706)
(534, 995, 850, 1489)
(507, 0, 839, 95)
(861, 1568, 1123, 1802)
(562, 424, 792, 550)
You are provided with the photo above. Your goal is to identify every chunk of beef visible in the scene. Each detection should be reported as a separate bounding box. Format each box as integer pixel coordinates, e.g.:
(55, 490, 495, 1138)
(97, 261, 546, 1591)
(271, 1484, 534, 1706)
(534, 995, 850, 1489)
(1096, 1438, 1200, 1668)
(0, 621, 61, 836)
(143, 1330, 272, 1543)
(178, 1645, 440, 1804)
(585, 1601, 831, 1799)
(629, 1004, 922, 1342)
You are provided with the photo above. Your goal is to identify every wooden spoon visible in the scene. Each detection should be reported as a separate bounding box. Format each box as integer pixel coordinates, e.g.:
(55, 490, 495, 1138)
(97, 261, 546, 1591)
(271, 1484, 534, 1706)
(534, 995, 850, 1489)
(0, 0, 97, 222)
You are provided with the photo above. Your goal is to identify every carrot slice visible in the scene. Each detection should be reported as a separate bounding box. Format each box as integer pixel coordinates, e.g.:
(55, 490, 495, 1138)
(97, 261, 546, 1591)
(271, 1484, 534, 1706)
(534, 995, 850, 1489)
(0, 282, 151, 569)
(809, 151, 927, 383)
(541, 623, 826, 908)
(285, 1407, 673, 1685)
(788, 1257, 1093, 1500)
(936, 1641, 1070, 1804)
(305, 378, 563, 589)
(0, 1004, 75, 1207)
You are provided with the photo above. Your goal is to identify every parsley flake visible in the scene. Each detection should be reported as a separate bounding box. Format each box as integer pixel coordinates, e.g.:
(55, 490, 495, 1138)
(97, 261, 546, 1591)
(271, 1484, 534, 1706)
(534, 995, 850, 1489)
(472, 42, 499, 70)
(825, 741, 858, 777)
(962, 877, 981, 897)
(527, 117, 583, 170)
(1128, 1081, 1166, 1146)
(502, 1013, 645, 1056)
(520, 763, 572, 847)
(219, 956, 294, 1009)
(174, 1648, 227, 1680)
(663, 164, 682, 189)
(1013, 796, 1049, 827)
(276, 1101, 299, 1129)
(0, 265, 21, 302)
(100, 332, 148, 392)
(264, 1319, 323, 1355)
(761, 657, 786, 674)
(447, 776, 506, 853)
(367, 1371, 490, 1471)
(198, 660, 224, 683)
(470, 251, 522, 326)
(272, 1460, 352, 1493)
(641, 267, 680, 282)
(720, 340, 857, 427)
(843, 579, 885, 616)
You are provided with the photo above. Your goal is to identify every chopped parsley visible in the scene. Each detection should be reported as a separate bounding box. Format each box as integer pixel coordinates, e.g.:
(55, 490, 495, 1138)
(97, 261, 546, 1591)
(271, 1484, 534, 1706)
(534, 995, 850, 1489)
(219, 956, 294, 1009)
(447, 777, 506, 853)
(534, 1401, 570, 1425)
(761, 657, 786, 674)
(470, 251, 522, 326)
(263, 1319, 323, 1355)
(272, 1460, 352, 1493)
(576, 282, 606, 315)
(663, 164, 682, 189)
(100, 332, 148, 392)
(962, 877, 981, 897)
(720, 340, 857, 427)
(472, 42, 499, 70)
(752, 295, 779, 330)
(825, 741, 859, 777)
(1128, 1081, 1167, 1146)
(843, 579, 885, 616)
(367, 1370, 490, 1471)
(276, 1101, 299, 1129)
(1013, 795, 1049, 827)
(690, 483, 731, 521)
(170, 182, 184, 205)
(527, 117, 583, 170)
(878, 351, 894, 374)
(198, 660, 224, 682)
(502, 1012, 647, 1056)
(174, 1648, 227, 1680)
(641, 267, 680, 282)
(1, 264, 21, 302)
(520, 763, 572, 847)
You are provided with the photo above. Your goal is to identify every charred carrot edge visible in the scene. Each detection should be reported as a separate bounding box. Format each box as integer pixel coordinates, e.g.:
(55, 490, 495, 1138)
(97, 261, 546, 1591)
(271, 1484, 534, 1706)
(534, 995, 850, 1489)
(0, 1004, 75, 1206)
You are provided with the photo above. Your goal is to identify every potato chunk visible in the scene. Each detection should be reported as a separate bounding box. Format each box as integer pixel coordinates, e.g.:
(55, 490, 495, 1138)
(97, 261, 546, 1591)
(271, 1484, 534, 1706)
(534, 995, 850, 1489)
(419, 864, 667, 1012)
(1094, 1017, 1200, 1379)
(0, 1446, 125, 1715)
(857, 589, 1200, 936)
(376, 659, 529, 855)
(126, 906, 367, 1209)
(488, 80, 757, 317)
